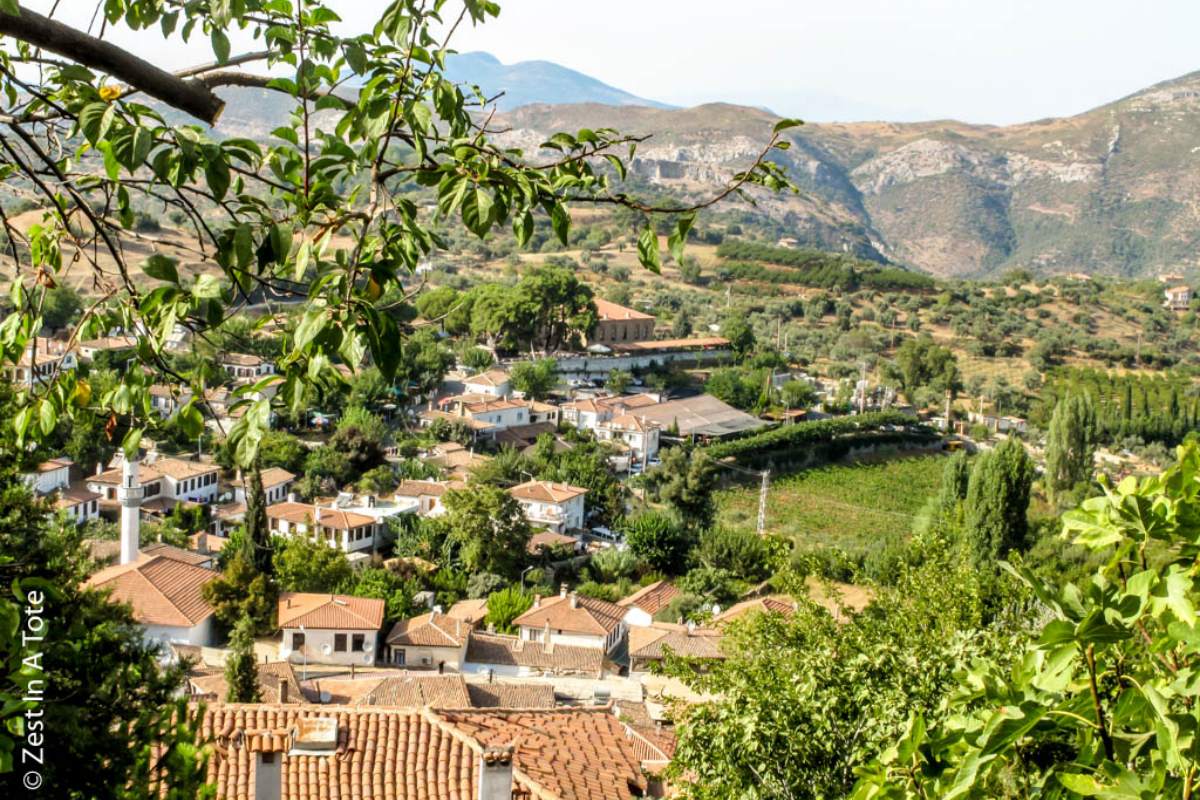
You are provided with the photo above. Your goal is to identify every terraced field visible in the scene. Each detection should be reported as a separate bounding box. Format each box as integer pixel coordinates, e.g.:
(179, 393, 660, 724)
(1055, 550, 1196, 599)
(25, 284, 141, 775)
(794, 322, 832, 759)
(715, 454, 946, 553)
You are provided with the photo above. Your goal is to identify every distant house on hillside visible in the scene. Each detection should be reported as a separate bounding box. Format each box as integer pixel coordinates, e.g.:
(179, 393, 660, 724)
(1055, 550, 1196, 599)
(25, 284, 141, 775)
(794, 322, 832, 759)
(220, 353, 275, 381)
(588, 298, 656, 346)
(462, 368, 511, 398)
(85, 552, 218, 648)
(513, 587, 626, 653)
(1164, 284, 1193, 311)
(509, 480, 587, 533)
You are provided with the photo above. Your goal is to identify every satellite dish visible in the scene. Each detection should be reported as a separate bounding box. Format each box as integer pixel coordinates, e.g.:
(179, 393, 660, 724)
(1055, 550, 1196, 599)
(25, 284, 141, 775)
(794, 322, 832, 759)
(321, 643, 332, 656)
(363, 641, 374, 652)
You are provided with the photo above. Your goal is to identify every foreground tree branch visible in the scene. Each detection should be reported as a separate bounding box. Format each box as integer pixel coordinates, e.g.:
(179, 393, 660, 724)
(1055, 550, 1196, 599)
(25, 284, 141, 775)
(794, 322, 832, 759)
(0, 6, 226, 124)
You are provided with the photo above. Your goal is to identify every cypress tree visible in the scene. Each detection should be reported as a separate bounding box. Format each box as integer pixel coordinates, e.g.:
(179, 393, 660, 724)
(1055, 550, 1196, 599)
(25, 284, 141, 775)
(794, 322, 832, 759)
(937, 450, 971, 518)
(224, 614, 261, 703)
(1044, 391, 1096, 500)
(965, 437, 1035, 566)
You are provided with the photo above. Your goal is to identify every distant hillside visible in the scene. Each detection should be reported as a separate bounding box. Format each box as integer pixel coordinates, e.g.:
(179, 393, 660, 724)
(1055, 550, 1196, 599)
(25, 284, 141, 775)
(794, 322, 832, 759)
(443, 52, 669, 111)
(491, 71, 1200, 279)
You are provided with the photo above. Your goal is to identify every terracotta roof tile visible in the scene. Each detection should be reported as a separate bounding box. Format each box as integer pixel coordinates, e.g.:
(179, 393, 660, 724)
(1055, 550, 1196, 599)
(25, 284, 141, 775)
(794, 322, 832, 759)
(509, 480, 587, 504)
(466, 683, 557, 709)
(594, 298, 654, 321)
(85, 554, 216, 627)
(196, 704, 648, 800)
(513, 593, 624, 637)
(277, 593, 385, 630)
(189, 662, 303, 704)
(266, 501, 375, 530)
(628, 623, 723, 661)
(465, 632, 606, 675)
(355, 674, 471, 708)
(385, 611, 469, 648)
(617, 580, 681, 616)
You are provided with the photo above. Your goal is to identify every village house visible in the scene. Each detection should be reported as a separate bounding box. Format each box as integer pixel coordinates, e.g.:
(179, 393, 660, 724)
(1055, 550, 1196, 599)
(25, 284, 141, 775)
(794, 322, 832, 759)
(462, 631, 610, 679)
(627, 622, 724, 673)
(422, 395, 536, 439)
(76, 335, 137, 361)
(85, 551, 218, 648)
(596, 413, 661, 461)
(231, 466, 296, 505)
(462, 367, 511, 397)
(384, 610, 472, 670)
(4, 337, 77, 385)
(23, 457, 101, 524)
(393, 479, 458, 516)
(617, 580, 682, 627)
(509, 480, 588, 533)
(513, 586, 627, 653)
(1165, 284, 1193, 311)
(588, 298, 656, 345)
(423, 441, 491, 480)
(147, 383, 194, 417)
(187, 661, 303, 704)
(277, 592, 385, 667)
(220, 352, 276, 380)
(87, 455, 219, 513)
(266, 500, 385, 562)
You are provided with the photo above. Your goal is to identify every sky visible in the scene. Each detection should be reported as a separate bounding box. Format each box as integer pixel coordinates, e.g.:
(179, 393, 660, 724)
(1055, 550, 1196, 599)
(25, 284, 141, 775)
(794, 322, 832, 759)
(29, 0, 1200, 124)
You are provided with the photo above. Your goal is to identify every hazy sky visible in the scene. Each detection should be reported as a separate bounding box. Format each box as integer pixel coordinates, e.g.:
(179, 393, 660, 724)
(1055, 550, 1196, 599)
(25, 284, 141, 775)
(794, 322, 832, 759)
(31, 0, 1200, 124)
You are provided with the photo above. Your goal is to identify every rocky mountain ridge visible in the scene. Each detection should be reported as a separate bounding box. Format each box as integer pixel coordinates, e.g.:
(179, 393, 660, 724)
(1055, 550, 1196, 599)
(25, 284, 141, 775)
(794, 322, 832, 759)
(491, 72, 1200, 279)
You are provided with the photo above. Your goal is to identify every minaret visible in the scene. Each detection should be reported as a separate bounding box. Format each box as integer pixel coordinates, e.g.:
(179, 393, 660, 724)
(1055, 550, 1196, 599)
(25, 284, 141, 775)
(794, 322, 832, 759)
(118, 457, 144, 565)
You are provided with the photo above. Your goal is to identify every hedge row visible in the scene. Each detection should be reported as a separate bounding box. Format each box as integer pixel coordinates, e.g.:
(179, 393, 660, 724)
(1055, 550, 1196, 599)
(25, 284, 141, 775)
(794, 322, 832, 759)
(702, 411, 926, 461)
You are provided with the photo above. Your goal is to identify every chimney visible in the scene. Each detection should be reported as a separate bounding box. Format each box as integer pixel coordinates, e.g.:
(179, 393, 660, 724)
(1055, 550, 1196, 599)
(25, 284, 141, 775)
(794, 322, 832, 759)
(287, 491, 297, 503)
(559, 583, 568, 598)
(532, 594, 541, 609)
(687, 620, 696, 635)
(477, 745, 514, 800)
(569, 592, 578, 609)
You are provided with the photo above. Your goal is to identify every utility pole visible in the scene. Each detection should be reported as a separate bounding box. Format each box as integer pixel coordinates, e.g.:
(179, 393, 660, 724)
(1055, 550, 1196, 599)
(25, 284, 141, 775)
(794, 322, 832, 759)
(756, 469, 770, 536)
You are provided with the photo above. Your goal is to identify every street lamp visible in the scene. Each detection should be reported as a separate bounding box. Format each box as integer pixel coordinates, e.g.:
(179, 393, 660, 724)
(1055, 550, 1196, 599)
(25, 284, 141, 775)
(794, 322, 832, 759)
(520, 565, 536, 588)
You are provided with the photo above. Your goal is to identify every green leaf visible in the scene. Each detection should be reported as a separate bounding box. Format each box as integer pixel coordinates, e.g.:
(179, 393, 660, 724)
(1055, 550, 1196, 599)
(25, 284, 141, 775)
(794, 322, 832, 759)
(637, 225, 661, 274)
(205, 157, 231, 201)
(122, 427, 143, 459)
(0, 0, 19, 15)
(1058, 773, 1103, 795)
(177, 401, 204, 439)
(211, 29, 231, 63)
(550, 203, 570, 246)
(772, 117, 804, 134)
(38, 399, 56, 436)
(668, 213, 696, 265)
(143, 254, 179, 283)
(294, 307, 328, 350)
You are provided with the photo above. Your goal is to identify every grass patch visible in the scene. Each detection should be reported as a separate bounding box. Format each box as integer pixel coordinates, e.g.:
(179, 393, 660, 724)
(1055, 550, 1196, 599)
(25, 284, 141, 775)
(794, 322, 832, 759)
(715, 454, 946, 554)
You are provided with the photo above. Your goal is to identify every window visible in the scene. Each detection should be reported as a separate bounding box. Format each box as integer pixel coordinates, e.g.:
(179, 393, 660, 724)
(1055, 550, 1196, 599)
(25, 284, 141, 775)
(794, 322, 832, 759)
(261, 752, 275, 765)
(352, 634, 365, 652)
(393, 649, 406, 665)
(334, 634, 347, 652)
(292, 632, 305, 650)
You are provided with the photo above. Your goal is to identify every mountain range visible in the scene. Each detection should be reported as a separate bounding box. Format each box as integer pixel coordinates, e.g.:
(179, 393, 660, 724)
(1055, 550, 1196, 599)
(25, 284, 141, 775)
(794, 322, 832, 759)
(209, 62, 1200, 280)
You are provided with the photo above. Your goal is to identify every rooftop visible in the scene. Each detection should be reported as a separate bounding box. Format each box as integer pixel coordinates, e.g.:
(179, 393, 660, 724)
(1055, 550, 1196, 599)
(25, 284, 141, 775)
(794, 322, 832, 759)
(628, 623, 724, 661)
(594, 297, 654, 321)
(513, 592, 625, 637)
(277, 593, 385, 630)
(463, 368, 510, 387)
(266, 501, 376, 530)
(510, 480, 587, 505)
(465, 631, 606, 674)
(355, 674, 472, 708)
(385, 611, 470, 648)
(85, 554, 216, 627)
(617, 580, 681, 617)
(634, 392, 769, 437)
(466, 682, 557, 709)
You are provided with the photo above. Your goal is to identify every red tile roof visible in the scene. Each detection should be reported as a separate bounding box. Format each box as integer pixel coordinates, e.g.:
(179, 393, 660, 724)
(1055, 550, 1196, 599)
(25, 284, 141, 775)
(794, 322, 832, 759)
(85, 554, 216, 627)
(277, 593, 385, 631)
(196, 704, 648, 800)
(385, 611, 469, 648)
(514, 593, 624, 637)
(466, 682, 557, 709)
(617, 581, 681, 616)
(465, 632, 606, 675)
(510, 480, 587, 504)
(594, 298, 654, 321)
(355, 674, 472, 708)
(266, 502, 375, 531)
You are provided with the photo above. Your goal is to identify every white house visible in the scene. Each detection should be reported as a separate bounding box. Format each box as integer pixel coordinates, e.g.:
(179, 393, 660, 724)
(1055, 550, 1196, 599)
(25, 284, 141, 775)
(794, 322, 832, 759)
(85, 552, 218, 648)
(88, 455, 219, 510)
(232, 467, 296, 505)
(512, 587, 627, 654)
(509, 480, 587, 534)
(1165, 285, 1193, 311)
(461, 631, 608, 679)
(462, 368, 511, 398)
(383, 610, 471, 670)
(277, 592, 385, 667)
(616, 580, 681, 628)
(393, 480, 459, 517)
(76, 335, 138, 361)
(5, 337, 77, 385)
(221, 353, 276, 381)
(23, 457, 100, 524)
(266, 496, 416, 563)
(148, 384, 195, 417)
(596, 414, 660, 461)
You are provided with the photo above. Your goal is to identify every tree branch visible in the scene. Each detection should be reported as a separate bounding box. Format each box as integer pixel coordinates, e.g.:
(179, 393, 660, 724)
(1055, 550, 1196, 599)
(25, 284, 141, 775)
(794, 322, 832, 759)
(0, 6, 226, 124)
